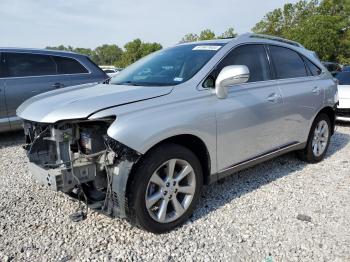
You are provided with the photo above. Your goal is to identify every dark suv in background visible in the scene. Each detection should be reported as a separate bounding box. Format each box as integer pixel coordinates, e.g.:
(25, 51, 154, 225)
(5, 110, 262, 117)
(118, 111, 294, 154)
(322, 61, 342, 76)
(0, 48, 108, 132)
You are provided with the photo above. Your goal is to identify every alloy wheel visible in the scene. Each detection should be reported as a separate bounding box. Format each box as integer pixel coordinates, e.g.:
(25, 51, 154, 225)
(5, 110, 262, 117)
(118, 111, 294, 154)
(312, 120, 329, 157)
(145, 159, 196, 223)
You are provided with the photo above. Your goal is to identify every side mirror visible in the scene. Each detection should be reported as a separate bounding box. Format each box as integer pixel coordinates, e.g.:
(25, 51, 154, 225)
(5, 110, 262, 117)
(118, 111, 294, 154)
(215, 65, 250, 99)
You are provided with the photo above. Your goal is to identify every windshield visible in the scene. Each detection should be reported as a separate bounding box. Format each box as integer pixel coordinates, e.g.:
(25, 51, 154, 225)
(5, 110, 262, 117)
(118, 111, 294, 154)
(335, 72, 350, 85)
(110, 43, 224, 86)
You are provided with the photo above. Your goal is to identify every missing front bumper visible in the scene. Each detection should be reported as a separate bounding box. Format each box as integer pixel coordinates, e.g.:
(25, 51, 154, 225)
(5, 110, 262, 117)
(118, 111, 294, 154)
(24, 120, 142, 219)
(28, 162, 96, 193)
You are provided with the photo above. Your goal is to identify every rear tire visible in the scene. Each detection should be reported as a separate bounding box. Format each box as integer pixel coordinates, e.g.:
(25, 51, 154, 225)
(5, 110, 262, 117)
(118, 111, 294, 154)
(297, 113, 331, 163)
(127, 143, 203, 233)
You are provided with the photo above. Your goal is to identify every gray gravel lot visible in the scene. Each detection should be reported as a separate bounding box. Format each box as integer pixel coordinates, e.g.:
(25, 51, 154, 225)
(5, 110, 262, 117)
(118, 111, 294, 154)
(0, 126, 349, 261)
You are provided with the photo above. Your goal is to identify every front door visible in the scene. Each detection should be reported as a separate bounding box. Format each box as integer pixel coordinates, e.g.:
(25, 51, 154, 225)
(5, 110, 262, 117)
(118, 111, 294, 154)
(212, 44, 285, 171)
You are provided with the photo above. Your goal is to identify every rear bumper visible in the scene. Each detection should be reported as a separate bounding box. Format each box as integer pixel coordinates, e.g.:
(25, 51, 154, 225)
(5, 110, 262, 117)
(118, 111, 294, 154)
(336, 108, 350, 117)
(336, 116, 350, 121)
(335, 106, 350, 121)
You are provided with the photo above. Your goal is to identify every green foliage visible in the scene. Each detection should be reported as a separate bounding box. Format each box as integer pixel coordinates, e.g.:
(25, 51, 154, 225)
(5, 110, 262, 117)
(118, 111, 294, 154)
(199, 29, 216, 40)
(252, 0, 350, 63)
(91, 44, 123, 65)
(116, 39, 162, 68)
(180, 33, 200, 43)
(73, 48, 94, 57)
(290, 15, 344, 60)
(217, 28, 237, 39)
(46, 45, 74, 52)
(180, 27, 237, 43)
(46, 40, 162, 68)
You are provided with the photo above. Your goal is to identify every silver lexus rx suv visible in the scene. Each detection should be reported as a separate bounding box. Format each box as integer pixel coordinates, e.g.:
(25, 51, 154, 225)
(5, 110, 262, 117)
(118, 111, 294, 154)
(17, 34, 338, 233)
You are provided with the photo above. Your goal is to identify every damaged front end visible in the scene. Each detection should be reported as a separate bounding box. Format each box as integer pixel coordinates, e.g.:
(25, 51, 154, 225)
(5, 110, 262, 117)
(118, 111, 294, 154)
(23, 117, 141, 218)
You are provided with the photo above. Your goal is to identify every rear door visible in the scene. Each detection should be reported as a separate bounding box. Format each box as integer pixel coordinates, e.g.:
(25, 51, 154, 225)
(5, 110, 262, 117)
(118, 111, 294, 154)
(0, 52, 10, 132)
(267, 45, 325, 144)
(214, 44, 285, 171)
(3, 52, 61, 129)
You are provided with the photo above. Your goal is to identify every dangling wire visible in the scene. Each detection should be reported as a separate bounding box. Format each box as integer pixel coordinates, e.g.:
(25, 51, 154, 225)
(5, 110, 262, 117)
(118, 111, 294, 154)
(102, 151, 114, 214)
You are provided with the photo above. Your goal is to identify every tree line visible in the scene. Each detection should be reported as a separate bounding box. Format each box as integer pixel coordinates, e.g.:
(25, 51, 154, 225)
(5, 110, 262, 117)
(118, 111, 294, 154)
(46, 28, 237, 68)
(252, 0, 350, 64)
(47, 0, 350, 67)
(47, 39, 162, 68)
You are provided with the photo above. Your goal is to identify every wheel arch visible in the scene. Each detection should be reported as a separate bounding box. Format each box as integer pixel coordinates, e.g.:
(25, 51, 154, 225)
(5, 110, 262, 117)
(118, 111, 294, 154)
(127, 134, 212, 193)
(317, 106, 336, 135)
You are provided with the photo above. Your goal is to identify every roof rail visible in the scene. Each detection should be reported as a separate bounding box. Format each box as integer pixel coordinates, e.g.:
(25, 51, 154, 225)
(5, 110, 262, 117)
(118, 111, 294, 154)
(241, 33, 304, 48)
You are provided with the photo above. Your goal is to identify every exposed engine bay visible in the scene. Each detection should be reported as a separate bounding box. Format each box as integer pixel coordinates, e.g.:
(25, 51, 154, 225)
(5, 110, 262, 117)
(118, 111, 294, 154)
(23, 118, 141, 219)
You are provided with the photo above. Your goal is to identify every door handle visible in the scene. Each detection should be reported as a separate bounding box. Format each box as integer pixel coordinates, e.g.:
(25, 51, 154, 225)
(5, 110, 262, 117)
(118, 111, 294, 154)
(267, 93, 281, 103)
(52, 83, 64, 89)
(312, 87, 320, 95)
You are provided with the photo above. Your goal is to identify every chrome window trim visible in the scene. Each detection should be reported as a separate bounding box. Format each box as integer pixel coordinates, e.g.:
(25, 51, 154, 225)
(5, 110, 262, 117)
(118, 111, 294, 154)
(0, 51, 92, 79)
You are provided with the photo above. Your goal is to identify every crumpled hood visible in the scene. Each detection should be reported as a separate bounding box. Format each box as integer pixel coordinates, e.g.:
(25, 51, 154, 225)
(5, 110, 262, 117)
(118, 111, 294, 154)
(17, 83, 173, 123)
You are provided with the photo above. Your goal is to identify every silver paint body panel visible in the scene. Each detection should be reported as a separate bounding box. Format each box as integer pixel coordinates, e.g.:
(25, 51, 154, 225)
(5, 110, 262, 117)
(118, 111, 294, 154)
(17, 35, 338, 176)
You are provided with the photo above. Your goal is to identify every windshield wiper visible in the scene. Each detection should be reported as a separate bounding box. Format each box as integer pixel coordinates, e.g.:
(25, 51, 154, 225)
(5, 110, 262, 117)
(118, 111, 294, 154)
(102, 77, 112, 84)
(111, 81, 173, 87)
(112, 81, 141, 86)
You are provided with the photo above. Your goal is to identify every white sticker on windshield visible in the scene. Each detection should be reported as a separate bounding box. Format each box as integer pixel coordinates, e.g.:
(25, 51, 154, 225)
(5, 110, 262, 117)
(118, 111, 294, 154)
(192, 45, 221, 51)
(174, 77, 183, 82)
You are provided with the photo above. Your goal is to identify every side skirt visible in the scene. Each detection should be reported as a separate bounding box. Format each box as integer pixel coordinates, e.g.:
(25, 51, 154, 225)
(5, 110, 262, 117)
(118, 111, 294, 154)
(209, 142, 306, 184)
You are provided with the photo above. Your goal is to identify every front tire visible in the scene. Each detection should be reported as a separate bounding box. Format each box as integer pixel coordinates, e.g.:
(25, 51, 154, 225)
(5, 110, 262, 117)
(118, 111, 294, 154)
(127, 143, 203, 233)
(298, 113, 331, 163)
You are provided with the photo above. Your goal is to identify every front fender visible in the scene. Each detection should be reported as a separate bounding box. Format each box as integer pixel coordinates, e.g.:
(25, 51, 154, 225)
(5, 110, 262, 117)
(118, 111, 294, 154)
(91, 101, 217, 174)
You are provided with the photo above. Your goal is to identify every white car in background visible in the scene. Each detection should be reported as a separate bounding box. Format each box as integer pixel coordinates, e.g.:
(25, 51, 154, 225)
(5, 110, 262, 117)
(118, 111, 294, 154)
(335, 71, 350, 121)
(100, 66, 123, 78)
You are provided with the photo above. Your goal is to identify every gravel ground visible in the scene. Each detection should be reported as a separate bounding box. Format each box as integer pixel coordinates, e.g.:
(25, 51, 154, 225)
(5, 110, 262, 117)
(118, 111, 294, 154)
(0, 125, 349, 262)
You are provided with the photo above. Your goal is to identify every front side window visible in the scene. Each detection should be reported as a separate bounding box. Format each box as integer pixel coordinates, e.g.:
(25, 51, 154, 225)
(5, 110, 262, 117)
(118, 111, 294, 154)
(269, 45, 308, 79)
(217, 44, 270, 82)
(202, 44, 270, 88)
(52, 56, 88, 74)
(4, 52, 56, 77)
(110, 43, 224, 86)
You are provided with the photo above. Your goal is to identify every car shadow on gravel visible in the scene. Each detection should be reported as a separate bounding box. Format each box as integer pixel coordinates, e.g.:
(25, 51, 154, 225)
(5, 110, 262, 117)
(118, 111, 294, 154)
(0, 131, 25, 148)
(191, 129, 350, 223)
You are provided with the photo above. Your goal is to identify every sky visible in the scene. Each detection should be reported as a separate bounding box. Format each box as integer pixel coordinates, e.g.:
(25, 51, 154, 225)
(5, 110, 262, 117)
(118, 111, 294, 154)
(0, 0, 298, 49)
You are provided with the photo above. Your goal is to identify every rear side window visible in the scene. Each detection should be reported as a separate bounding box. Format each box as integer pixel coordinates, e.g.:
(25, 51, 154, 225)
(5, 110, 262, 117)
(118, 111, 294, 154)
(5, 52, 56, 77)
(269, 45, 308, 79)
(51, 56, 88, 74)
(303, 57, 322, 76)
(217, 44, 270, 82)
